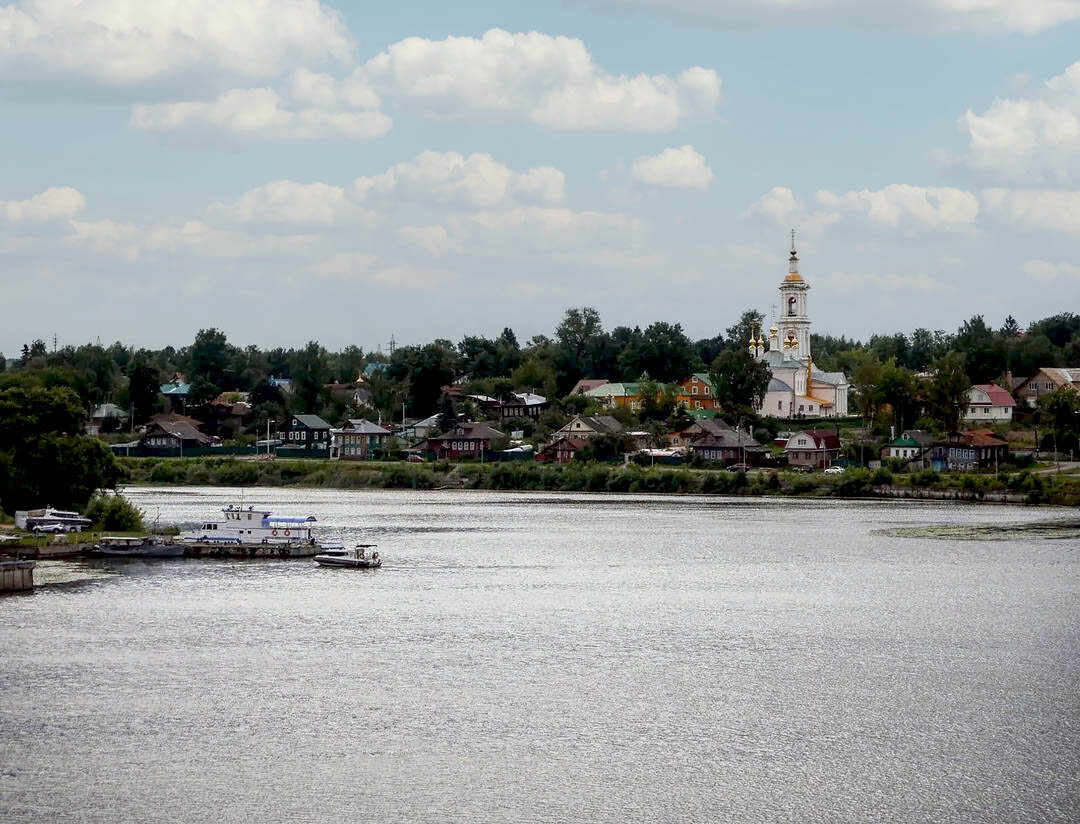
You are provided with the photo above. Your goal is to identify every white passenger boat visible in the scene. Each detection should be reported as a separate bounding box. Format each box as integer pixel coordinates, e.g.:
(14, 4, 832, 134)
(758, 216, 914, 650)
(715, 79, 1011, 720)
(314, 544, 381, 569)
(179, 505, 319, 547)
(88, 536, 185, 558)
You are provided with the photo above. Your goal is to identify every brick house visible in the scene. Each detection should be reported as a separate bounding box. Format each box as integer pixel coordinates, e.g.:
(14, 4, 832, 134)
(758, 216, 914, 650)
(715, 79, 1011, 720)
(535, 437, 588, 463)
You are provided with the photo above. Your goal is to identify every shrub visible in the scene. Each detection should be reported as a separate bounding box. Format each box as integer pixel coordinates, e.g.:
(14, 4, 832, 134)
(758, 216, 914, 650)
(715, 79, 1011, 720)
(84, 492, 145, 532)
(870, 467, 893, 486)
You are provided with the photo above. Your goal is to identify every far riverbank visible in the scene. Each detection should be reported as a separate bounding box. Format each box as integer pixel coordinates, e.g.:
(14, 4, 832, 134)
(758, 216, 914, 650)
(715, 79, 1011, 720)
(116, 457, 1080, 507)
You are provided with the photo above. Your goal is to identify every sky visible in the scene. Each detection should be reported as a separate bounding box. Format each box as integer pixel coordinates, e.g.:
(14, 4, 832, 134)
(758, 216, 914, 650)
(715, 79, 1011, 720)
(2, 0, 1080, 356)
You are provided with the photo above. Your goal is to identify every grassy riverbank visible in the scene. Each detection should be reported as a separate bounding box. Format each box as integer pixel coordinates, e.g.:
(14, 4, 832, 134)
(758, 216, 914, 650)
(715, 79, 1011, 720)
(115, 457, 1080, 506)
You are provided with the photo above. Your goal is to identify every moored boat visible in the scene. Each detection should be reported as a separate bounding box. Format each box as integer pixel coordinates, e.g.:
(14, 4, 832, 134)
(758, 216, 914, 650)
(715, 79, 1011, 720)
(314, 544, 381, 569)
(87, 536, 185, 557)
(179, 505, 319, 547)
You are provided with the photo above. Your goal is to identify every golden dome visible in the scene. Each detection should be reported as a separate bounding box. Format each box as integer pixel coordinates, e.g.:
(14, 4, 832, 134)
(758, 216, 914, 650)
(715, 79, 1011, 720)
(769, 323, 778, 334)
(784, 271, 804, 283)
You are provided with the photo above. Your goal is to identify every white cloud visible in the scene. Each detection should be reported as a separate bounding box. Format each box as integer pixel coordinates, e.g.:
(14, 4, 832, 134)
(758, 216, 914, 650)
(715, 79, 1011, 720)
(358, 28, 720, 131)
(449, 206, 643, 251)
(586, 0, 1080, 33)
(982, 188, 1080, 234)
(1, 186, 85, 221)
(131, 85, 391, 139)
(631, 145, 713, 190)
(961, 62, 1080, 184)
(66, 218, 314, 261)
(1020, 259, 1080, 283)
(397, 224, 454, 256)
(743, 186, 839, 236)
(0, 0, 351, 86)
(207, 181, 370, 227)
(353, 151, 565, 207)
(816, 184, 978, 228)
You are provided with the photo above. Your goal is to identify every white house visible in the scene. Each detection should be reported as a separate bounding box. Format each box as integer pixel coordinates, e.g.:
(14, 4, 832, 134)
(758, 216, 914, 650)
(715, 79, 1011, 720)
(963, 384, 1016, 423)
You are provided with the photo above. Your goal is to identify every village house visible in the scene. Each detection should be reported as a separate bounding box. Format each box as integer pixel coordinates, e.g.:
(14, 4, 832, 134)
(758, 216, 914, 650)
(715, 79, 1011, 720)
(87, 403, 130, 435)
(784, 429, 843, 468)
(551, 415, 624, 440)
(666, 417, 732, 448)
(413, 421, 505, 460)
(929, 430, 1009, 471)
(138, 419, 216, 452)
(329, 418, 392, 460)
(494, 392, 547, 422)
(881, 430, 936, 469)
(159, 373, 191, 413)
(1013, 368, 1080, 407)
(277, 414, 332, 452)
(583, 382, 643, 410)
(535, 436, 588, 463)
(210, 392, 253, 431)
(688, 428, 766, 465)
(674, 374, 719, 411)
(963, 384, 1016, 423)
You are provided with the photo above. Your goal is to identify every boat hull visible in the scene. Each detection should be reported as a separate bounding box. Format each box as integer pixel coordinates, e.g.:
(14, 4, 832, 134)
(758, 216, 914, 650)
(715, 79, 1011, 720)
(184, 542, 322, 558)
(90, 544, 186, 558)
(313, 555, 381, 569)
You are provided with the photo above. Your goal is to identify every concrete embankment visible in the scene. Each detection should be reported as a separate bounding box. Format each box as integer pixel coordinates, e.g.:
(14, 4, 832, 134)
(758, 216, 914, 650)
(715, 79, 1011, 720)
(0, 560, 35, 592)
(873, 486, 1030, 504)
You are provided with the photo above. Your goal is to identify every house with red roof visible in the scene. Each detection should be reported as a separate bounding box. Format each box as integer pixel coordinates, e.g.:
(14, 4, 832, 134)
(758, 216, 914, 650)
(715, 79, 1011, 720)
(784, 429, 842, 468)
(963, 384, 1016, 423)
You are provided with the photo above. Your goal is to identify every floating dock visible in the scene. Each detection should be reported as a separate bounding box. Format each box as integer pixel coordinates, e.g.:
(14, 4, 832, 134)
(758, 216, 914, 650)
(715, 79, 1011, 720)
(0, 560, 35, 592)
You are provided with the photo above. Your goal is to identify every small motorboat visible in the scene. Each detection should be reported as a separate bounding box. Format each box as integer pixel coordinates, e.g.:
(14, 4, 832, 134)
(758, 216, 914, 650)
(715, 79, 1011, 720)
(313, 544, 381, 569)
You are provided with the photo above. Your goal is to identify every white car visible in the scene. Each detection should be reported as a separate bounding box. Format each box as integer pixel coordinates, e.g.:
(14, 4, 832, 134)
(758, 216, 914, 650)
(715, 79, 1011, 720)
(32, 523, 68, 534)
(823, 466, 845, 475)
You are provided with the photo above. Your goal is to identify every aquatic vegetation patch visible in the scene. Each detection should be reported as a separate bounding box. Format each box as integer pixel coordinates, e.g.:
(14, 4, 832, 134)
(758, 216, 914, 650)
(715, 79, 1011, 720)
(876, 519, 1080, 541)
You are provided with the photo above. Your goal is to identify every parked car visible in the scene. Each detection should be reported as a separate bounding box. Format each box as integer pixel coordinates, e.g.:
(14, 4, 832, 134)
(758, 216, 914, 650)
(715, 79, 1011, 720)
(727, 463, 751, 473)
(823, 466, 845, 475)
(406, 454, 425, 463)
(32, 523, 68, 534)
(791, 465, 814, 473)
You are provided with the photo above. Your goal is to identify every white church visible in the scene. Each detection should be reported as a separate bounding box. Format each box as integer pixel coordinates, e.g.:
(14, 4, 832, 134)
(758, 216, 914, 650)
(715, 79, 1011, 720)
(748, 235, 850, 418)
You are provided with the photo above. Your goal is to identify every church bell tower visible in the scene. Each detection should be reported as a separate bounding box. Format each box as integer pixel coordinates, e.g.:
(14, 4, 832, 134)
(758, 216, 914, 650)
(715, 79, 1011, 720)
(778, 230, 811, 361)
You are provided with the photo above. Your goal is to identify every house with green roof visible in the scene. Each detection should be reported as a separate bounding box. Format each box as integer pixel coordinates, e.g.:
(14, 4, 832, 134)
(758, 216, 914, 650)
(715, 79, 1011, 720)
(881, 430, 935, 468)
(675, 373, 718, 411)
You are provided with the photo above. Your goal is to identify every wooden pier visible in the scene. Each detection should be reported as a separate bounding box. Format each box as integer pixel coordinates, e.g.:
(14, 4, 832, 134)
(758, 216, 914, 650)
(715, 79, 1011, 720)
(0, 560, 35, 592)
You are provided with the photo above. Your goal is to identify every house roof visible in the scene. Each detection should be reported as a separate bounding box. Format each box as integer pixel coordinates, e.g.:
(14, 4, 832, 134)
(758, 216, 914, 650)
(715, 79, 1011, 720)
(539, 436, 587, 455)
(511, 392, 546, 406)
(290, 414, 331, 429)
(786, 429, 841, 450)
(691, 431, 764, 450)
(569, 378, 609, 395)
(960, 429, 1009, 447)
(339, 418, 392, 434)
(160, 382, 190, 396)
(584, 382, 640, 398)
(902, 429, 936, 447)
(437, 422, 503, 441)
(969, 384, 1016, 407)
(678, 373, 716, 390)
(144, 420, 214, 444)
(92, 403, 129, 419)
(888, 435, 920, 448)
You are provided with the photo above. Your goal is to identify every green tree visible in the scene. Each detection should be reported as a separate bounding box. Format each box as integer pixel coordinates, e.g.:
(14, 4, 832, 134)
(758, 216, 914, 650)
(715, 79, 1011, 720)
(292, 341, 328, 414)
(436, 395, 457, 433)
(187, 328, 230, 392)
(926, 352, 970, 433)
(708, 349, 771, 418)
(848, 352, 883, 426)
(1038, 387, 1080, 451)
(126, 358, 160, 426)
(725, 310, 765, 351)
(0, 385, 119, 513)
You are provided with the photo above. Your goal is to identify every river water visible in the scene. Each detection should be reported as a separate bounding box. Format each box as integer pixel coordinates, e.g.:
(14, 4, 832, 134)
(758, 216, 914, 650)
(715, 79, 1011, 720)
(2, 487, 1079, 823)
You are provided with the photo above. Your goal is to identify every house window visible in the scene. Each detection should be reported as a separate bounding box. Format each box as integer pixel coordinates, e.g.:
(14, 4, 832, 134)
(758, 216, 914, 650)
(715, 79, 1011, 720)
(692, 386, 698, 396)
(704, 387, 710, 395)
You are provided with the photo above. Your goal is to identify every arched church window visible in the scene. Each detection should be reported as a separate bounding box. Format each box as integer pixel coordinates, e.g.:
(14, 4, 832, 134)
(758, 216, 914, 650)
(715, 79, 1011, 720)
(787, 296, 797, 316)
